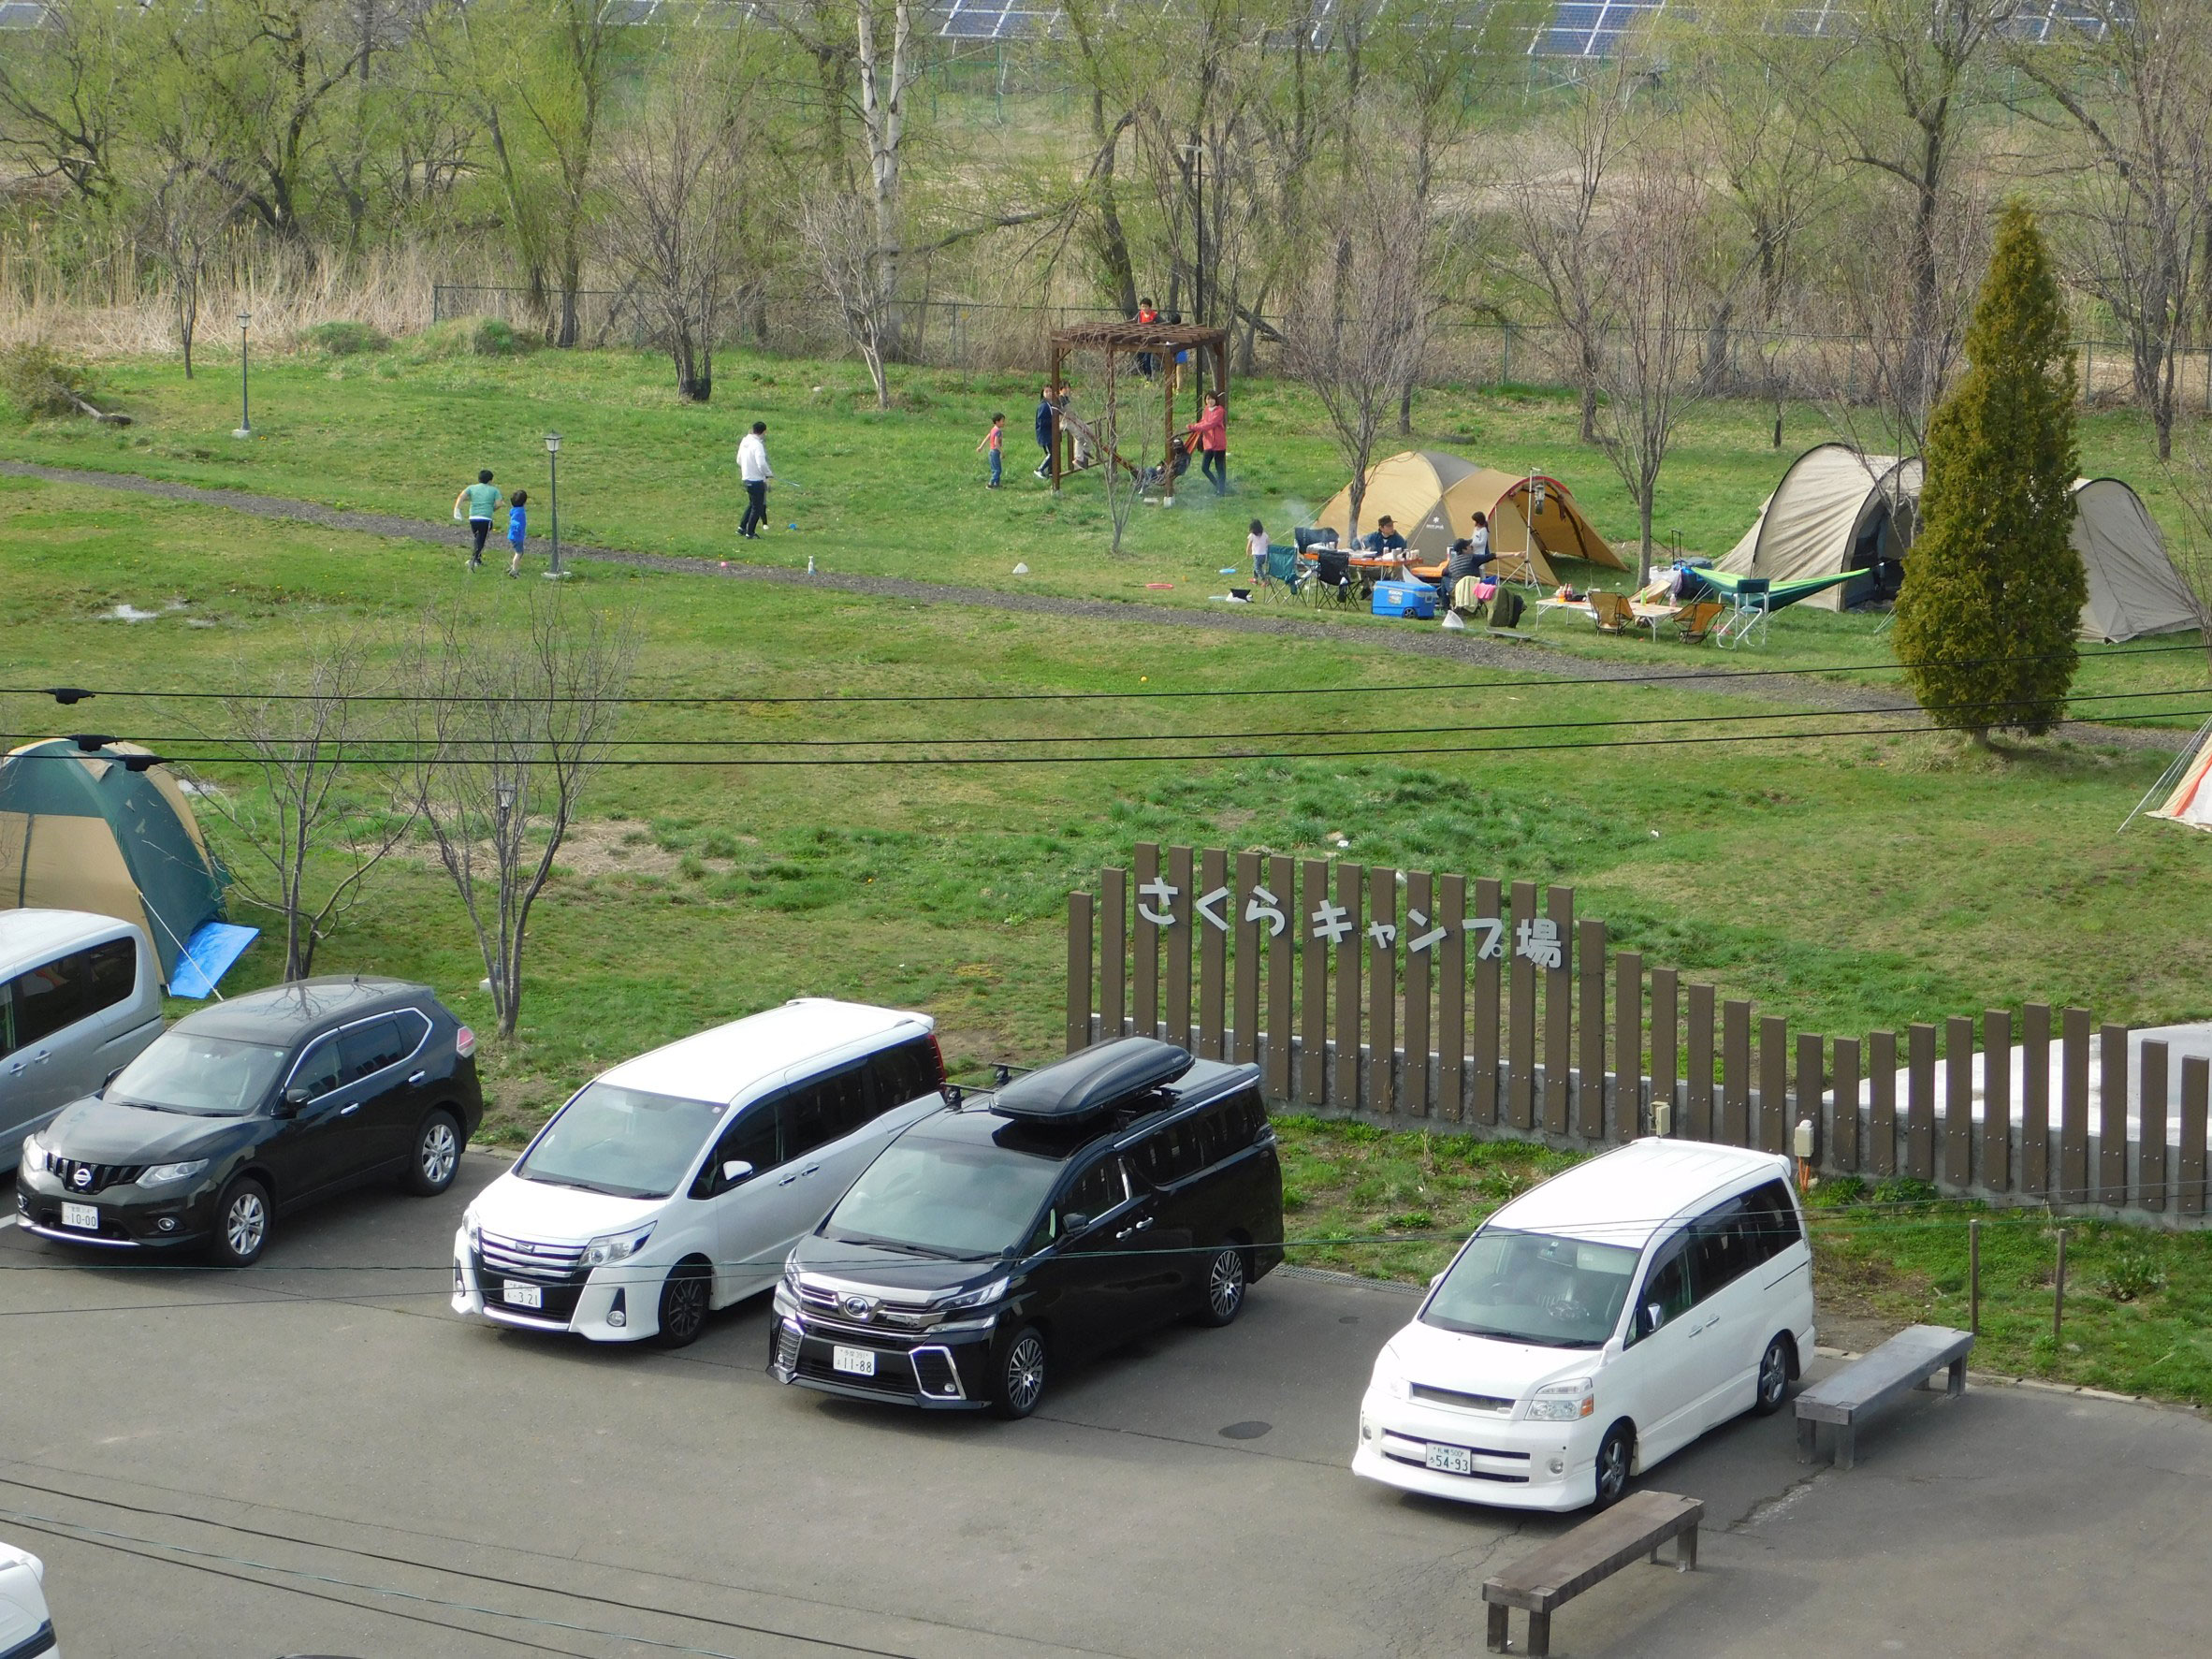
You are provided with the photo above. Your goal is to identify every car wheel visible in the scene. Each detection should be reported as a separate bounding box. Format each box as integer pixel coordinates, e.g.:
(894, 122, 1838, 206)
(401, 1110, 463, 1197)
(1192, 1244, 1247, 1328)
(1594, 1421, 1634, 1510)
(650, 1259, 712, 1349)
(990, 1325, 1048, 1420)
(209, 1177, 270, 1268)
(1753, 1334, 1793, 1417)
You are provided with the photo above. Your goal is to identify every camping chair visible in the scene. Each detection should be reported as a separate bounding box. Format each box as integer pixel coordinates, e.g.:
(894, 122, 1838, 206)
(1712, 577, 1771, 649)
(1670, 601, 1724, 645)
(1307, 547, 1357, 608)
(1260, 546, 1304, 601)
(1293, 526, 1339, 555)
(1591, 591, 1634, 635)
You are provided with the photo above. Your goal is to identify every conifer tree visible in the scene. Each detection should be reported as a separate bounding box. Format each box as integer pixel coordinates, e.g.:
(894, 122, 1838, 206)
(1893, 202, 2083, 741)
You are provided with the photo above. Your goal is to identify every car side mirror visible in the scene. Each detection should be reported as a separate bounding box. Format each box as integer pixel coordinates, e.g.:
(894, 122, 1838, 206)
(1060, 1211, 1091, 1235)
(1429, 1272, 1446, 1288)
(103, 1067, 123, 1089)
(720, 1159, 754, 1190)
(278, 1085, 313, 1115)
(1640, 1302, 1664, 1338)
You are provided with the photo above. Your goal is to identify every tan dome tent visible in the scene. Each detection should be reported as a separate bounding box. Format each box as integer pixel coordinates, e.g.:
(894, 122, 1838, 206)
(1721, 445, 2196, 643)
(2071, 477, 2198, 644)
(1315, 452, 1624, 584)
(1718, 444, 1922, 612)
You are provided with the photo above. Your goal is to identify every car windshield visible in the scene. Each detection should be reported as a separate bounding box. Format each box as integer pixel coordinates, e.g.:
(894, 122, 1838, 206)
(109, 1032, 288, 1117)
(1422, 1229, 1639, 1349)
(823, 1137, 1062, 1259)
(515, 1083, 725, 1200)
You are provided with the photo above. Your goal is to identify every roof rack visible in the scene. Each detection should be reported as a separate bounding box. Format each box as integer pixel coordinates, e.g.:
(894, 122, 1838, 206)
(989, 1038, 1195, 1124)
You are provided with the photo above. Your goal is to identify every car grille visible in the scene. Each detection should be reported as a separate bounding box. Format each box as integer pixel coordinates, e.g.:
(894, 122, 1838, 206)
(911, 1347, 964, 1400)
(774, 1326, 802, 1371)
(478, 1230, 589, 1281)
(44, 1156, 146, 1195)
(1378, 1430, 1530, 1482)
(1410, 1382, 1515, 1414)
(795, 1277, 942, 1332)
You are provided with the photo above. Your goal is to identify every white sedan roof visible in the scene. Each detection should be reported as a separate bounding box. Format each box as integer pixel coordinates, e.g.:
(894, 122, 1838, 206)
(600, 998, 933, 1105)
(1489, 1139, 1792, 1253)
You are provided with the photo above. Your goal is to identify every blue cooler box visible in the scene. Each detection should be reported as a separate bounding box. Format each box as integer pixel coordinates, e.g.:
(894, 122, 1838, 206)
(1372, 580, 1436, 619)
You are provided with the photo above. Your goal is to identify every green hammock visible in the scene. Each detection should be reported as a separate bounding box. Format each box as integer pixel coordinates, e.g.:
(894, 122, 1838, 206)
(1686, 566, 1864, 611)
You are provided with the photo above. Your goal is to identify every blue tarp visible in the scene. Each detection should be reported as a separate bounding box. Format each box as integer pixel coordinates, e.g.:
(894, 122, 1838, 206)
(168, 921, 259, 1000)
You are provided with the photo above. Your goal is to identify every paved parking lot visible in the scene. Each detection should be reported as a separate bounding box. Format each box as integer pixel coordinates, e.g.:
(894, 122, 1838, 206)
(4, 1157, 2207, 1658)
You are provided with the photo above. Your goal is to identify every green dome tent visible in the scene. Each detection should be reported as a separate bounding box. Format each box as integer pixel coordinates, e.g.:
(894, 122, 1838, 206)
(0, 738, 245, 992)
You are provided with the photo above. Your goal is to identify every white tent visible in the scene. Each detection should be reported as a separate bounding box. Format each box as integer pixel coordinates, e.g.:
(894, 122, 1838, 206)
(1720, 444, 2199, 642)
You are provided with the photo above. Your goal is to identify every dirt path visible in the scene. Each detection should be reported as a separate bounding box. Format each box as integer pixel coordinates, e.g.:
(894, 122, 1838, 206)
(5, 457, 2186, 750)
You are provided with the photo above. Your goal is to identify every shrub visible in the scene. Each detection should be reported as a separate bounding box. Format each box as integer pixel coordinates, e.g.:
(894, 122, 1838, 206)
(300, 321, 389, 356)
(2096, 1249, 2167, 1303)
(0, 342, 93, 419)
(471, 317, 525, 357)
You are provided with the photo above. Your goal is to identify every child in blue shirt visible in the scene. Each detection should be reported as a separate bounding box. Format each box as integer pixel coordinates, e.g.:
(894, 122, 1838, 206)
(504, 490, 529, 577)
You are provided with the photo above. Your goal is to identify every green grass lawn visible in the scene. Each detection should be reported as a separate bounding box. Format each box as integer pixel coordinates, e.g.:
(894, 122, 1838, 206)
(4, 339, 2205, 716)
(1273, 1117, 2212, 1407)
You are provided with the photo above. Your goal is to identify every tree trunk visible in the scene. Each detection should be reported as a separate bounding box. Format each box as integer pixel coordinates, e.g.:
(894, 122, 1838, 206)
(1638, 488, 1655, 587)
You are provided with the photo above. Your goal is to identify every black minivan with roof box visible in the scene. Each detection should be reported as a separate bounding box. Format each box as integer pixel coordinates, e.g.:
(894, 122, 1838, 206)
(772, 1038, 1284, 1419)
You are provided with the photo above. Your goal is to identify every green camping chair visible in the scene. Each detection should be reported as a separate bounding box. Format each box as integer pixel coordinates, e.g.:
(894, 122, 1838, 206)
(1260, 546, 1304, 601)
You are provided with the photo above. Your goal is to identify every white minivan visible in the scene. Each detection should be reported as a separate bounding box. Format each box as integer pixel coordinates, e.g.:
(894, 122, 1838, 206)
(1354, 1140, 1814, 1512)
(454, 999, 946, 1348)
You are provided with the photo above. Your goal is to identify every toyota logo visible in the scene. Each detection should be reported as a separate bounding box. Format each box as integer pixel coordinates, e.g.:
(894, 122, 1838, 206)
(71, 1167, 92, 1189)
(839, 1293, 873, 1321)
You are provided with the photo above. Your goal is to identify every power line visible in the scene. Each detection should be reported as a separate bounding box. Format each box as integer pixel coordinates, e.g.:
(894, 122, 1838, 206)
(6, 640, 2201, 708)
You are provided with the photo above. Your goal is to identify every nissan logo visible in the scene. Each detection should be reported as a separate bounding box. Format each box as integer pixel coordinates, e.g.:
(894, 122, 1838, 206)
(71, 1167, 92, 1189)
(839, 1294, 873, 1321)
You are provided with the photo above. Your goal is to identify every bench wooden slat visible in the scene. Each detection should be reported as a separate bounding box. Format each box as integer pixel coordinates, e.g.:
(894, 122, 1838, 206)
(1796, 1324, 1972, 1471)
(1483, 1492, 1702, 1654)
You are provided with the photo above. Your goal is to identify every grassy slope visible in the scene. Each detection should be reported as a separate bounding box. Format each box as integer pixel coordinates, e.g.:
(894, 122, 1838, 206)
(3, 343, 2205, 715)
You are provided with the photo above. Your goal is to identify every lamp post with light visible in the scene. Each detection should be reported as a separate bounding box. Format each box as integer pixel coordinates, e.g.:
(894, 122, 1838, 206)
(234, 312, 253, 439)
(544, 431, 566, 578)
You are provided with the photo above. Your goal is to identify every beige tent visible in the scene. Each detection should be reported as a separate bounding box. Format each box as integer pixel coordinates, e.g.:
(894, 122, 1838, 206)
(1315, 451, 1624, 584)
(1721, 444, 2197, 643)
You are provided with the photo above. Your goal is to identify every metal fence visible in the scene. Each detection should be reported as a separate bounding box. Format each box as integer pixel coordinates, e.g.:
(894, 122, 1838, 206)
(430, 284, 2212, 410)
(1063, 844, 2209, 1228)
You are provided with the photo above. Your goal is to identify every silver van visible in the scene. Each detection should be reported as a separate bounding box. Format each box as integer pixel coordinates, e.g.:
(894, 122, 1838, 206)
(1, 910, 165, 1165)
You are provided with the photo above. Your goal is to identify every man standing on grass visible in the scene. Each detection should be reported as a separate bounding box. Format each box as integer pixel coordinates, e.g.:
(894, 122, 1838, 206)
(1033, 386, 1056, 480)
(454, 469, 501, 570)
(737, 420, 772, 541)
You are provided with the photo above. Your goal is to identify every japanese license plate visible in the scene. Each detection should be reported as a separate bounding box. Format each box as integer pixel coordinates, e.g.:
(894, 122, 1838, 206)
(832, 1345, 877, 1377)
(61, 1202, 99, 1231)
(1425, 1442, 1475, 1476)
(502, 1279, 544, 1309)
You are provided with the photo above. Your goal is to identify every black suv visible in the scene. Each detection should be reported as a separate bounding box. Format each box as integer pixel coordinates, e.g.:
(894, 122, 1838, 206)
(16, 977, 483, 1266)
(771, 1038, 1284, 1418)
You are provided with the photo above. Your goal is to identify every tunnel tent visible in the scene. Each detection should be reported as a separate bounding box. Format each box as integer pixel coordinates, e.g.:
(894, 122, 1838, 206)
(1721, 444, 2197, 643)
(1314, 452, 1626, 585)
(2071, 477, 2198, 644)
(0, 738, 250, 992)
(1718, 444, 1922, 612)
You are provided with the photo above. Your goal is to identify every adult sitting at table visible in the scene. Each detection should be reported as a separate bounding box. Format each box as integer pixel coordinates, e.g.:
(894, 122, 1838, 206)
(1359, 517, 1408, 557)
(1446, 516, 1496, 586)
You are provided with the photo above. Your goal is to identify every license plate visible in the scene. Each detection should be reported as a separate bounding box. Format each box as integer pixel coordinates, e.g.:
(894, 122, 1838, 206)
(502, 1280, 544, 1309)
(61, 1202, 99, 1231)
(832, 1345, 877, 1377)
(1426, 1442, 1475, 1476)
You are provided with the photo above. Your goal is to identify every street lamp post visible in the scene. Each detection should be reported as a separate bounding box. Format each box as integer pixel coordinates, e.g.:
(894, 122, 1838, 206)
(234, 312, 253, 439)
(543, 432, 565, 579)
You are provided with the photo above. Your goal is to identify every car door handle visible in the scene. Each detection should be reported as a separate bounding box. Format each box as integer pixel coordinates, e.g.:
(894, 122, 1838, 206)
(778, 1171, 801, 1186)
(340, 1102, 362, 1116)
(30, 1051, 49, 1065)
(802, 1164, 821, 1177)
(1685, 1323, 1703, 1338)
(1114, 1217, 1154, 1240)
(408, 1071, 428, 1085)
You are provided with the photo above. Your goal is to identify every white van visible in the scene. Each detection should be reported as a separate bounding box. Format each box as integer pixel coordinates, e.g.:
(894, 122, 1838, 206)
(1354, 1140, 1814, 1512)
(0, 1536, 56, 1657)
(454, 999, 945, 1348)
(1, 910, 163, 1168)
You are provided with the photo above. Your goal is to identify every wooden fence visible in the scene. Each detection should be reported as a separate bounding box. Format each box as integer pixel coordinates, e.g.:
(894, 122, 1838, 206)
(1064, 845, 2208, 1227)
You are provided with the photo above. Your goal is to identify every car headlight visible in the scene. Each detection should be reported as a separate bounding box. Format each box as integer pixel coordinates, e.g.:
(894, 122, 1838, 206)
(1525, 1377, 1596, 1421)
(139, 1159, 211, 1187)
(463, 1215, 482, 1255)
(935, 1276, 1010, 1314)
(1370, 1354, 1409, 1402)
(782, 1256, 803, 1291)
(581, 1226, 654, 1268)
(17, 1135, 43, 1182)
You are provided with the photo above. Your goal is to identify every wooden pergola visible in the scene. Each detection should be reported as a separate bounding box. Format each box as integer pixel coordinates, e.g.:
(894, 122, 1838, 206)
(1047, 319, 1230, 502)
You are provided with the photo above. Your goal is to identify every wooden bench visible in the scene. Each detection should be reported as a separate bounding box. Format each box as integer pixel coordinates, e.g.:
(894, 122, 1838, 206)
(1481, 1490, 1703, 1656)
(1794, 1323, 1973, 1472)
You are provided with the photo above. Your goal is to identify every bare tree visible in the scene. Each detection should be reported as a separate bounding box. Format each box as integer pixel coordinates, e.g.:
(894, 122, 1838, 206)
(408, 592, 635, 1041)
(2158, 428, 2212, 673)
(1093, 349, 1145, 558)
(797, 188, 896, 407)
(186, 633, 415, 980)
(854, 0, 917, 364)
(1588, 154, 1718, 584)
(2013, 1, 2212, 460)
(598, 47, 760, 402)
(138, 162, 238, 381)
(1280, 182, 1433, 541)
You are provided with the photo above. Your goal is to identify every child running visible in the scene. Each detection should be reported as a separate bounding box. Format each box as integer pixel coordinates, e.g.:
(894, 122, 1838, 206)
(504, 489, 530, 577)
(976, 412, 1005, 488)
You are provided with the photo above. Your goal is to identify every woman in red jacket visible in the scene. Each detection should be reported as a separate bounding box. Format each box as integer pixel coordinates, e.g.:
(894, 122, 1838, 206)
(1187, 391, 1229, 495)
